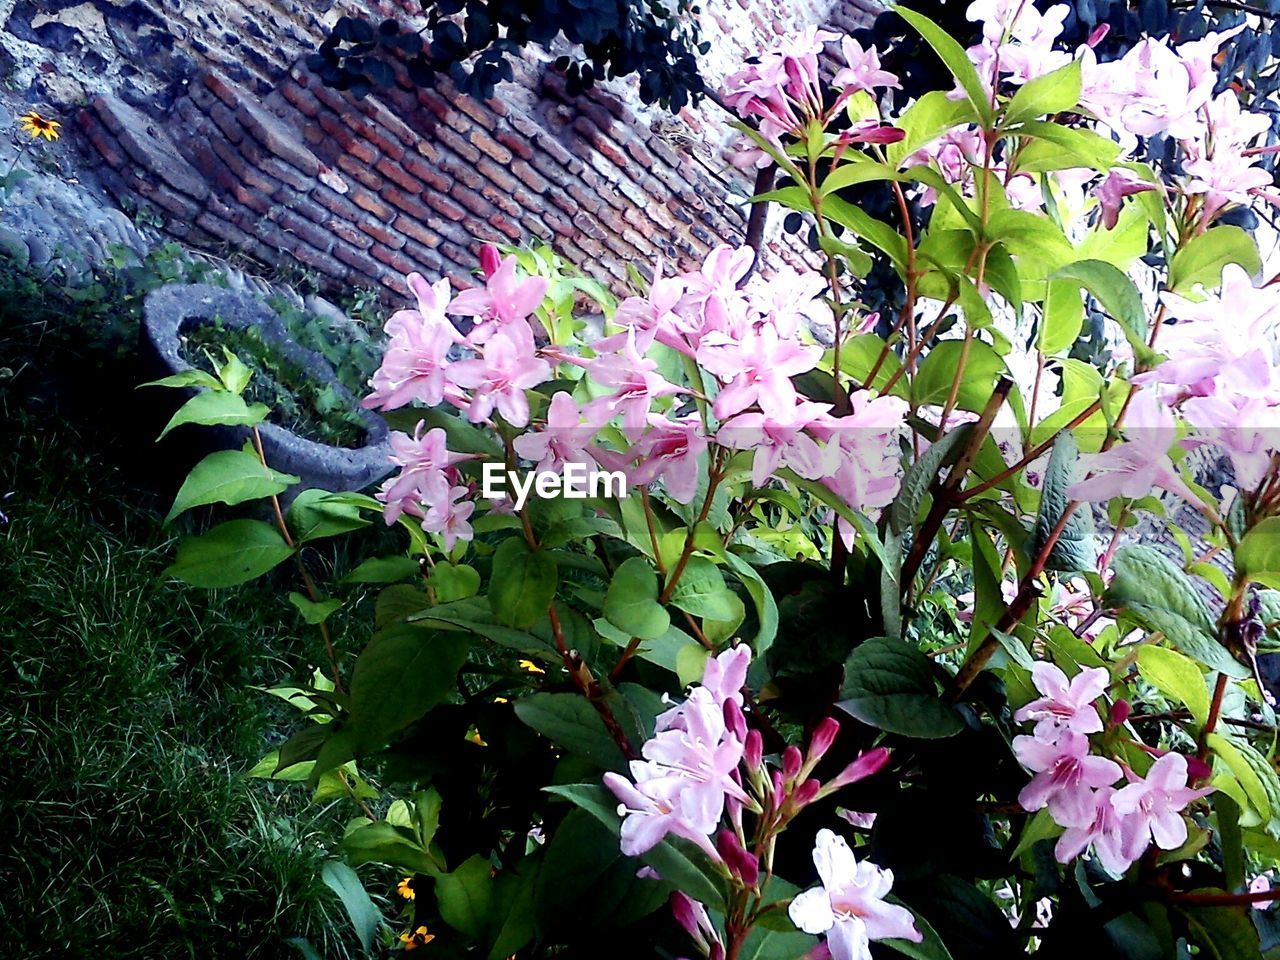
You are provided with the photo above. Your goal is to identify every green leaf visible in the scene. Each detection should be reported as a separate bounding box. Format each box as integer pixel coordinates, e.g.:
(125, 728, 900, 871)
(486, 860, 538, 960)
(1169, 225, 1261, 292)
(343, 555, 421, 584)
(430, 561, 482, 602)
(411, 597, 556, 657)
(165, 449, 298, 522)
(349, 625, 470, 753)
(436, 855, 494, 939)
(342, 820, 442, 875)
(488, 538, 558, 629)
(1237, 518, 1280, 587)
(911, 340, 1006, 411)
(1010, 808, 1063, 860)
(985, 209, 1075, 280)
(605, 556, 671, 641)
(822, 194, 911, 273)
(1030, 432, 1097, 572)
(1209, 734, 1280, 824)
(838, 636, 965, 738)
(163, 518, 294, 588)
(1004, 61, 1081, 126)
(1039, 280, 1085, 356)
(669, 557, 740, 621)
(892, 425, 972, 536)
(1012, 120, 1120, 172)
(216, 349, 253, 394)
(545, 783, 729, 909)
(288, 591, 342, 625)
(895, 6, 995, 128)
(320, 861, 381, 954)
(1047, 260, 1149, 361)
(723, 552, 780, 655)
(142, 368, 224, 391)
(158, 391, 269, 439)
(287, 489, 371, 543)
(514, 692, 626, 771)
(885, 91, 977, 167)
(883, 904, 957, 960)
(1105, 546, 1249, 679)
(1138, 645, 1210, 726)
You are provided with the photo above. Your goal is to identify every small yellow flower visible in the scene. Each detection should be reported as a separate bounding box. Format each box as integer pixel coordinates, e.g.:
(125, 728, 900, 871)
(18, 111, 60, 142)
(397, 877, 416, 901)
(518, 659, 545, 674)
(399, 925, 435, 950)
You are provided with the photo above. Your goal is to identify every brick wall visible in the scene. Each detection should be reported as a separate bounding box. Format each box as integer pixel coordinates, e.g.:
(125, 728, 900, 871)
(29, 0, 884, 300)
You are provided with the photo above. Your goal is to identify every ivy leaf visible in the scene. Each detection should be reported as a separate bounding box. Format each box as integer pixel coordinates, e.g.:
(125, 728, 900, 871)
(604, 556, 670, 641)
(163, 519, 294, 588)
(349, 625, 469, 753)
(488, 538, 558, 629)
(838, 636, 964, 738)
(1105, 546, 1249, 678)
(165, 449, 298, 522)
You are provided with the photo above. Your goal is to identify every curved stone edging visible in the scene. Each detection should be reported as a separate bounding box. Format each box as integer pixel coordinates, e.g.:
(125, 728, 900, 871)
(142, 282, 392, 494)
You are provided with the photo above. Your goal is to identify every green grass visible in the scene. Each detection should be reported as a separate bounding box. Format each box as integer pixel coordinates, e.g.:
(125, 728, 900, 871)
(0, 261, 365, 958)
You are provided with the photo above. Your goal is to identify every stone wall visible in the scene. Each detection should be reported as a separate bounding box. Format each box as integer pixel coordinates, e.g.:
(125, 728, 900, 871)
(7, 0, 883, 300)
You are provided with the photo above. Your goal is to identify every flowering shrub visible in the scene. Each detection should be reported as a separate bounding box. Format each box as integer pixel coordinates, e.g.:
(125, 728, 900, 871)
(154, 4, 1280, 957)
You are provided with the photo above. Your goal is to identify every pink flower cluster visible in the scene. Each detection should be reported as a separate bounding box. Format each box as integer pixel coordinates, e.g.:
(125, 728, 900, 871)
(723, 30, 899, 168)
(1071, 268, 1280, 504)
(1013, 663, 1211, 874)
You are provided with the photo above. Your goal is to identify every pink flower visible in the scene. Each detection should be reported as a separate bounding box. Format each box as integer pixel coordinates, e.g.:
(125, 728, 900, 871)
(363, 274, 461, 411)
(656, 643, 752, 734)
(1112, 752, 1212, 853)
(597, 266, 687, 353)
(448, 252, 548, 343)
(1066, 390, 1196, 504)
(671, 893, 723, 957)
(421, 484, 474, 550)
(717, 400, 831, 486)
(833, 37, 899, 95)
(1053, 786, 1145, 875)
(445, 326, 551, 428)
(603, 762, 721, 861)
(1014, 663, 1109, 740)
(1095, 170, 1157, 230)
(698, 325, 822, 419)
(1250, 875, 1277, 910)
(585, 337, 682, 437)
(623, 414, 709, 504)
(380, 424, 469, 508)
(511, 391, 602, 474)
(789, 830, 921, 960)
(1014, 730, 1122, 827)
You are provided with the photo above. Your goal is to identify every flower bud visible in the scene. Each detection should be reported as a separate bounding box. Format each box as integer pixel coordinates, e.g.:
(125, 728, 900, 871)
(670, 892, 705, 942)
(782, 745, 803, 781)
(1086, 23, 1111, 47)
(479, 243, 502, 279)
(792, 778, 821, 807)
(1109, 699, 1132, 727)
(809, 717, 840, 762)
(744, 729, 764, 771)
(724, 698, 748, 740)
(716, 829, 760, 887)
(830, 747, 892, 788)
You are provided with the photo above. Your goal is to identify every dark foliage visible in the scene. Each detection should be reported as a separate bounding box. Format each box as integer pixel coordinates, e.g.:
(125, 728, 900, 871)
(309, 0, 708, 111)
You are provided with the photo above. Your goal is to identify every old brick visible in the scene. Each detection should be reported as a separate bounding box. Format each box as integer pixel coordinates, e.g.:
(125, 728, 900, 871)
(330, 219, 373, 250)
(317, 111, 358, 150)
(382, 186, 430, 221)
(203, 70, 245, 110)
(474, 157, 519, 196)
(292, 241, 348, 278)
(281, 80, 322, 118)
(395, 215, 441, 249)
(402, 239, 445, 274)
(360, 117, 406, 161)
(510, 159, 549, 194)
(541, 209, 574, 237)
(195, 211, 253, 248)
(209, 101, 244, 144)
(350, 188, 392, 221)
(277, 208, 336, 253)
(493, 122, 534, 160)
(402, 152, 450, 193)
(237, 101, 321, 177)
(336, 152, 381, 190)
(84, 121, 127, 170)
(333, 239, 376, 275)
(469, 126, 512, 165)
(358, 219, 406, 251)
(347, 138, 378, 166)
(370, 244, 414, 273)
(423, 191, 466, 222)
(315, 183, 364, 221)
(433, 125, 481, 165)
(488, 213, 522, 241)
(450, 184, 495, 219)
(375, 156, 421, 194)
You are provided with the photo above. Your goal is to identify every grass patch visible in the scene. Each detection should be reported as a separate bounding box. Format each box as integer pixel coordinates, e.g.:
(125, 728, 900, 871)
(0, 259, 377, 958)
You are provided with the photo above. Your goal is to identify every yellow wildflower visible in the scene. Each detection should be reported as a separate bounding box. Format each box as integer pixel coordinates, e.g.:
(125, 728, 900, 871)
(399, 925, 435, 950)
(397, 877, 415, 901)
(518, 659, 545, 674)
(18, 111, 60, 142)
